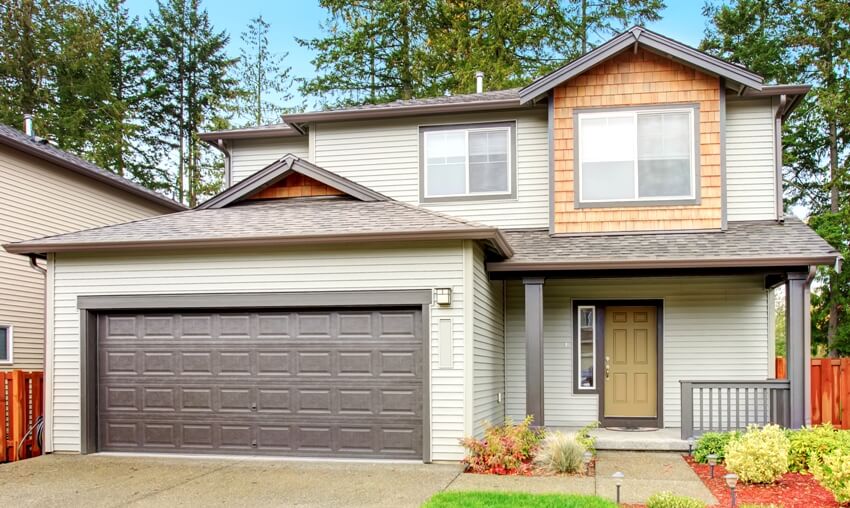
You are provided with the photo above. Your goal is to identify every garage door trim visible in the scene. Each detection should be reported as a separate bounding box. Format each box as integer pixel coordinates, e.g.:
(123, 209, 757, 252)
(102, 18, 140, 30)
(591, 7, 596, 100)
(79, 290, 433, 462)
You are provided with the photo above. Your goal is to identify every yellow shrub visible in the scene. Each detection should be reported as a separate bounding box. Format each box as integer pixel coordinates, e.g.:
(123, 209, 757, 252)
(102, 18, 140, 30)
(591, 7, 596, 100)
(812, 449, 850, 503)
(724, 424, 789, 484)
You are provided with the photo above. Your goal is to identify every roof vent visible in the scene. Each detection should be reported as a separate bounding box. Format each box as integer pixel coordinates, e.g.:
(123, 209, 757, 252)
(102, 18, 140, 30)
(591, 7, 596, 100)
(23, 113, 33, 137)
(475, 71, 484, 94)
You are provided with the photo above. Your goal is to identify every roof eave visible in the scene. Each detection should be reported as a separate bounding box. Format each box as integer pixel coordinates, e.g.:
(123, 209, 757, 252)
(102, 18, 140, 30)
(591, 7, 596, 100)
(198, 128, 303, 141)
(283, 99, 526, 127)
(4, 228, 514, 258)
(486, 254, 838, 272)
(519, 27, 764, 104)
(0, 136, 185, 212)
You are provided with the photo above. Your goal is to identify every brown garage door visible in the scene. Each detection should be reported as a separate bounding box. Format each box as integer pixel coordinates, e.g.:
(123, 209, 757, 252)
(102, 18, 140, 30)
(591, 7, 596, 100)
(97, 309, 424, 459)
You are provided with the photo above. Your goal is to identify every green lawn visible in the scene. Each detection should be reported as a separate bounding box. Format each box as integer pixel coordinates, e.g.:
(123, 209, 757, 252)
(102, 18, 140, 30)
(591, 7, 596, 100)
(421, 491, 617, 508)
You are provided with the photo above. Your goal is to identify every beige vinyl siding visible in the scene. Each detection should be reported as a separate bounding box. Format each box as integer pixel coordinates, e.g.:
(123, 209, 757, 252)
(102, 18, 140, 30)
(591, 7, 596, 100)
(230, 137, 310, 184)
(49, 242, 468, 460)
(312, 109, 549, 229)
(505, 276, 770, 428)
(471, 243, 505, 435)
(726, 98, 778, 221)
(0, 145, 171, 371)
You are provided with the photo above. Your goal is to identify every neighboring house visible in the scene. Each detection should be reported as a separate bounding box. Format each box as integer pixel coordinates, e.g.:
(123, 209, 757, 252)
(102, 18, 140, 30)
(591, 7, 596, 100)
(0, 124, 184, 372)
(5, 27, 839, 463)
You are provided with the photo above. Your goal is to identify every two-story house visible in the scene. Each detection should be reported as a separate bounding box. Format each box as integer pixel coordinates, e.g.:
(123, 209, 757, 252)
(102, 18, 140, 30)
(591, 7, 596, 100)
(0, 123, 183, 373)
(6, 27, 838, 463)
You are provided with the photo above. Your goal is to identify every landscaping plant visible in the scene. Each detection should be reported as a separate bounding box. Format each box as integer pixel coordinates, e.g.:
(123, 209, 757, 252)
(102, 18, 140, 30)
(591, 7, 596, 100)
(646, 491, 707, 508)
(576, 420, 599, 454)
(460, 416, 544, 475)
(786, 424, 850, 473)
(693, 431, 738, 464)
(724, 424, 790, 484)
(533, 431, 587, 474)
(811, 448, 850, 503)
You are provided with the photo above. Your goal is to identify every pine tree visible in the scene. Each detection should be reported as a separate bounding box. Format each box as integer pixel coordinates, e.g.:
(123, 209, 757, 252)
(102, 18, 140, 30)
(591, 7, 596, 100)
(560, 0, 665, 56)
(146, 0, 238, 206)
(235, 15, 293, 126)
(702, 0, 850, 356)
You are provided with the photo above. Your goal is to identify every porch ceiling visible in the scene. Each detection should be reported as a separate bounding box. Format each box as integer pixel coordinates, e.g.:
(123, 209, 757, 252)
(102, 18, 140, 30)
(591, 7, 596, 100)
(488, 218, 839, 272)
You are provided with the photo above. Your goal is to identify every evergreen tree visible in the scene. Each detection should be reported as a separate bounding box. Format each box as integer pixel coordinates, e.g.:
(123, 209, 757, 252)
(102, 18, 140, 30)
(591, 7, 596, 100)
(146, 0, 239, 206)
(235, 15, 293, 126)
(560, 0, 665, 55)
(702, 0, 850, 356)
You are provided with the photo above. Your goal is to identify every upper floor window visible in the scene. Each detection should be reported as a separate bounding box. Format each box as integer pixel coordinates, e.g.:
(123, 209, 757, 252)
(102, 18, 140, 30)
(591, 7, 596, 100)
(576, 107, 698, 206)
(420, 122, 515, 201)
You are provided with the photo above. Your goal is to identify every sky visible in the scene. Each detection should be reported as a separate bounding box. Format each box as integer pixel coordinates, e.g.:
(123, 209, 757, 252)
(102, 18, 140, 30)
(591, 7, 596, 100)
(124, 0, 712, 108)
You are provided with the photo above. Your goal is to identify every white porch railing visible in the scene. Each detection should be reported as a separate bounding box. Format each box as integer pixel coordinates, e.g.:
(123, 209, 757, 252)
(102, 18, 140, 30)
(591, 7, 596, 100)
(680, 380, 791, 440)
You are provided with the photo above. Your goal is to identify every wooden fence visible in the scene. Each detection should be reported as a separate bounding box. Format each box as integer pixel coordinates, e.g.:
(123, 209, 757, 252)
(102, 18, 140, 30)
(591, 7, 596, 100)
(1, 371, 43, 462)
(775, 357, 850, 429)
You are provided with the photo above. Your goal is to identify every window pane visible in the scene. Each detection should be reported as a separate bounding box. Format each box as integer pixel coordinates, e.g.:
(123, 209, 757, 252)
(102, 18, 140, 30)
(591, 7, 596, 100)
(638, 159, 691, 197)
(425, 131, 467, 196)
(582, 115, 634, 162)
(469, 130, 509, 193)
(581, 161, 635, 201)
(427, 161, 466, 196)
(638, 111, 690, 158)
(578, 308, 595, 389)
(0, 327, 7, 361)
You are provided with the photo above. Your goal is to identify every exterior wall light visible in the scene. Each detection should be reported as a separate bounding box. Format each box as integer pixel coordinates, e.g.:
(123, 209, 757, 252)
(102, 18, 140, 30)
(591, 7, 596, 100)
(707, 453, 718, 479)
(724, 473, 738, 507)
(612, 471, 625, 504)
(435, 288, 452, 306)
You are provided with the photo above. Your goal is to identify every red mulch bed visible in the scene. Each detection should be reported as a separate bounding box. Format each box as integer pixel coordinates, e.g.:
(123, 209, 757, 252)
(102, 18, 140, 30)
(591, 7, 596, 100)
(684, 455, 841, 507)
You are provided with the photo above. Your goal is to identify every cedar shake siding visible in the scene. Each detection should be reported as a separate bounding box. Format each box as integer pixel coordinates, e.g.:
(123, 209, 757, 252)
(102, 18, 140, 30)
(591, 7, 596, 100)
(553, 48, 722, 234)
(247, 173, 345, 200)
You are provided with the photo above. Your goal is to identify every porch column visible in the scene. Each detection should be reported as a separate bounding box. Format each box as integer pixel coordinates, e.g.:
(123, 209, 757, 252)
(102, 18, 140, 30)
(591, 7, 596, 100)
(524, 277, 545, 426)
(786, 271, 812, 428)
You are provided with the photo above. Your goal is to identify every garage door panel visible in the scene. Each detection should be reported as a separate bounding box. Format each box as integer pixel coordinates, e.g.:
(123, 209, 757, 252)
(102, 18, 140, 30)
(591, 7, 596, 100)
(98, 309, 423, 459)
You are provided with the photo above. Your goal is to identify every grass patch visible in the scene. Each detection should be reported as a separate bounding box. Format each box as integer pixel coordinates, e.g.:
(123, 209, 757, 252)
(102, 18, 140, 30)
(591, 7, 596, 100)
(421, 491, 616, 508)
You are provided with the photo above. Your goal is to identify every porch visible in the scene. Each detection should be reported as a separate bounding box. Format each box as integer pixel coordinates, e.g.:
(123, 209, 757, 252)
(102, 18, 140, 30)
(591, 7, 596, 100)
(493, 271, 812, 442)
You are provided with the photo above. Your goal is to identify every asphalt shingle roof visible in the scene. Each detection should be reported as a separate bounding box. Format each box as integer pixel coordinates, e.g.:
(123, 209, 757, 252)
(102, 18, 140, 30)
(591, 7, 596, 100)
(488, 218, 839, 271)
(5, 198, 510, 254)
(0, 124, 184, 210)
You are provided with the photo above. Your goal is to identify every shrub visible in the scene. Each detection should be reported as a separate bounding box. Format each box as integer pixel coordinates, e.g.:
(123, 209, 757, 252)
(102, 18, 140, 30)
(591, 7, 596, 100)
(693, 431, 737, 463)
(534, 431, 587, 474)
(724, 424, 790, 484)
(576, 421, 599, 454)
(460, 416, 545, 475)
(646, 491, 707, 508)
(811, 448, 850, 503)
(787, 424, 850, 472)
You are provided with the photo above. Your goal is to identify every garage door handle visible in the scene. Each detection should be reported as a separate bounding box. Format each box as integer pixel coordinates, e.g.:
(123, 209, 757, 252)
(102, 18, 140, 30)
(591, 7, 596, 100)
(251, 403, 257, 411)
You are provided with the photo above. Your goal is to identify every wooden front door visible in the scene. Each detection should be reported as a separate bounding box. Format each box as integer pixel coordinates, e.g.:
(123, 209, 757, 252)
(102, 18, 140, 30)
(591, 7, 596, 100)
(604, 306, 658, 420)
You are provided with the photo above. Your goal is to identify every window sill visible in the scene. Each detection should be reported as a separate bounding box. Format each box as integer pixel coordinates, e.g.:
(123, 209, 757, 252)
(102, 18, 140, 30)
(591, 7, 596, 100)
(421, 193, 517, 204)
(575, 197, 700, 209)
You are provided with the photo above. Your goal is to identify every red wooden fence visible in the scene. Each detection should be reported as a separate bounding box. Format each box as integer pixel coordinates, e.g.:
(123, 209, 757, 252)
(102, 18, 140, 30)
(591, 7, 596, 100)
(775, 357, 850, 429)
(0, 371, 43, 462)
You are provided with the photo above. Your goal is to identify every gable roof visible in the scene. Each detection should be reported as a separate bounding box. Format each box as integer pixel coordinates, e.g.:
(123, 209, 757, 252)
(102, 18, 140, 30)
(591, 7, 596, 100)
(197, 154, 389, 209)
(487, 218, 838, 272)
(520, 26, 764, 104)
(4, 198, 513, 257)
(0, 124, 185, 211)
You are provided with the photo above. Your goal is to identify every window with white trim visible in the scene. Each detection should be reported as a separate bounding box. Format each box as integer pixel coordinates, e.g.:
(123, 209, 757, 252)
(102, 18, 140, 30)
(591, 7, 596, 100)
(422, 124, 512, 199)
(0, 325, 11, 363)
(577, 108, 696, 204)
(577, 306, 595, 390)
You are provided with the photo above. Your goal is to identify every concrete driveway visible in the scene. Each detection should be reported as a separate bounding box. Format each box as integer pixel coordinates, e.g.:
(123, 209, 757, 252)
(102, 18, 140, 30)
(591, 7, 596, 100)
(0, 454, 462, 508)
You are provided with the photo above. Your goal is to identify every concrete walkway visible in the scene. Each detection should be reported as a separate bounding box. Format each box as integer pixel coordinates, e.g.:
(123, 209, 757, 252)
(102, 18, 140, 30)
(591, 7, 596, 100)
(0, 451, 715, 507)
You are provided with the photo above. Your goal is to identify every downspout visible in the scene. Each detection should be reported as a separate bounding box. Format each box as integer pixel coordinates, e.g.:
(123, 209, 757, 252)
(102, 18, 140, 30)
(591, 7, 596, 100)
(217, 139, 232, 189)
(775, 94, 787, 223)
(28, 254, 47, 276)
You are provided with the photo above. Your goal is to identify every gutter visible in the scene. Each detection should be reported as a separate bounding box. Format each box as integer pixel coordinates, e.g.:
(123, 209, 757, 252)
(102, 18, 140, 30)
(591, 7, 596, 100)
(486, 254, 839, 272)
(5, 228, 515, 259)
